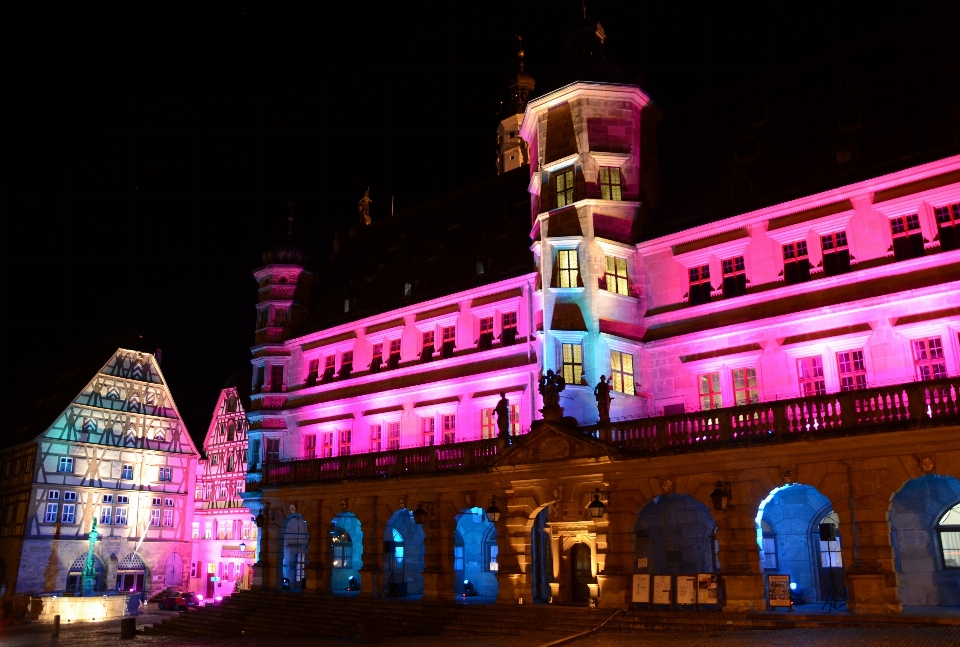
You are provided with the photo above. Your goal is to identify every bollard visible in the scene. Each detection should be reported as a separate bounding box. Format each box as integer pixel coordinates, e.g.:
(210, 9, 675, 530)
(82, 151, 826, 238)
(53, 614, 60, 636)
(120, 616, 136, 639)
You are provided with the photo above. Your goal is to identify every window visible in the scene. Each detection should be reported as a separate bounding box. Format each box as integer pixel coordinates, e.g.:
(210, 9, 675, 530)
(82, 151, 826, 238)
(344, 299, 350, 313)
(370, 425, 382, 452)
(192, 522, 199, 539)
(502, 312, 518, 345)
(322, 356, 336, 383)
(48, 490, 60, 500)
(211, 454, 219, 466)
(270, 364, 285, 392)
(242, 521, 251, 540)
(441, 326, 456, 359)
(44, 502, 59, 523)
(117, 495, 128, 504)
(422, 417, 436, 446)
(478, 316, 494, 350)
(58, 457, 74, 473)
(821, 231, 850, 277)
(226, 423, 235, 442)
(159, 467, 172, 481)
(797, 356, 826, 395)
(891, 214, 924, 261)
(421, 331, 435, 362)
(227, 454, 235, 472)
(62, 504, 76, 524)
(122, 464, 133, 479)
(782, 241, 810, 285)
(698, 372, 722, 410)
(721, 256, 747, 298)
(487, 543, 499, 573)
(102, 494, 113, 503)
(64, 491, 77, 501)
(732, 368, 758, 405)
(254, 366, 265, 393)
(555, 168, 574, 207)
(339, 429, 352, 456)
(688, 265, 711, 305)
(556, 250, 579, 288)
(340, 351, 353, 379)
(454, 544, 464, 571)
(388, 338, 402, 369)
(370, 343, 383, 373)
(761, 520, 778, 571)
(163, 510, 173, 527)
(481, 409, 496, 439)
(935, 203, 960, 252)
(300, 433, 316, 460)
(152, 496, 161, 506)
(100, 506, 112, 525)
(837, 350, 867, 391)
(609, 350, 635, 395)
(442, 414, 456, 445)
(115, 506, 128, 525)
(204, 521, 213, 540)
(938, 503, 960, 569)
(598, 166, 622, 201)
(561, 342, 583, 385)
(603, 256, 629, 296)
(321, 433, 333, 458)
(265, 438, 280, 464)
(912, 337, 947, 381)
(306, 358, 319, 385)
(387, 422, 401, 450)
(404, 282, 412, 297)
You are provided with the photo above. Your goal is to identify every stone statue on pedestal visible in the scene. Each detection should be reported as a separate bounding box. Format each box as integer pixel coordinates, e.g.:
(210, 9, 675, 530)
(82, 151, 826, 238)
(82, 518, 100, 594)
(594, 375, 613, 424)
(358, 188, 372, 226)
(539, 370, 567, 420)
(494, 392, 511, 439)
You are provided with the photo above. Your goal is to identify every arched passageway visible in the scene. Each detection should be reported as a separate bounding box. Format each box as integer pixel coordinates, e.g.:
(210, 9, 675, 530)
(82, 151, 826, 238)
(384, 508, 424, 596)
(279, 515, 308, 591)
(890, 474, 960, 607)
(757, 484, 843, 604)
(635, 495, 717, 575)
(453, 507, 498, 598)
(329, 512, 363, 593)
(530, 506, 552, 602)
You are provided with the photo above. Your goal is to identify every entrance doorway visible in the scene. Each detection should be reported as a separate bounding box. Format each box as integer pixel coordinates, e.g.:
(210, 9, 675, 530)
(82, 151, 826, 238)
(570, 543, 592, 603)
(531, 507, 551, 601)
(164, 553, 183, 587)
(816, 511, 846, 601)
(280, 515, 309, 591)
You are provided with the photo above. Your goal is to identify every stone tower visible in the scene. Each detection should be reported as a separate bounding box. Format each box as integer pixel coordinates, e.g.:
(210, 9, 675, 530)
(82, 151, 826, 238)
(496, 41, 536, 175)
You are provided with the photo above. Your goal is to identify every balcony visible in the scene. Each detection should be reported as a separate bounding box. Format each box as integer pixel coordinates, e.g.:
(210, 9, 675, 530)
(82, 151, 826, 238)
(258, 284, 296, 303)
(597, 376, 959, 453)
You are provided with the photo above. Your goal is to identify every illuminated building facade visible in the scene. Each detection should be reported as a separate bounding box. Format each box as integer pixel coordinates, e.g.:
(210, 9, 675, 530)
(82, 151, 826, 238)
(190, 380, 256, 601)
(241, 22, 960, 614)
(0, 337, 199, 616)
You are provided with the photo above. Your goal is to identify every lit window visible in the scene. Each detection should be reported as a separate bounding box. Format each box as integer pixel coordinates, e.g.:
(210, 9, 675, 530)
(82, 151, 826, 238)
(242, 521, 251, 539)
(837, 350, 867, 391)
(487, 543, 499, 573)
(561, 342, 584, 385)
(204, 521, 213, 540)
(937, 503, 960, 569)
(100, 506, 112, 525)
(598, 166, 622, 201)
(890, 214, 924, 261)
(688, 265, 711, 305)
(422, 417, 435, 446)
(121, 464, 133, 479)
(387, 422, 401, 450)
(339, 429, 352, 456)
(454, 543, 464, 571)
(370, 425, 382, 452)
(732, 368, 758, 405)
(555, 169, 574, 207)
(912, 337, 946, 381)
(163, 510, 173, 527)
(442, 414, 456, 445)
(698, 372, 722, 410)
(761, 520, 778, 571)
(797, 356, 826, 395)
(58, 457, 74, 473)
(115, 506, 128, 526)
(721, 256, 747, 298)
(556, 250, 579, 288)
(61, 504, 76, 524)
(610, 350, 635, 395)
(344, 299, 350, 313)
(421, 331, 435, 362)
(192, 522, 199, 539)
(935, 203, 960, 252)
(476, 261, 485, 275)
(321, 433, 333, 458)
(44, 503, 59, 523)
(481, 409, 496, 439)
(604, 256, 629, 296)
(821, 231, 850, 276)
(782, 241, 810, 285)
(159, 467, 172, 481)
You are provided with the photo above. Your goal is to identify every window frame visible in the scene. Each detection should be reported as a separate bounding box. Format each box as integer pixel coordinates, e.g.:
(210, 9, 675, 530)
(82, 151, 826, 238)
(687, 264, 712, 306)
(937, 503, 960, 570)
(934, 203, 960, 252)
(732, 367, 759, 406)
(555, 249, 580, 288)
(820, 230, 851, 277)
(609, 349, 636, 396)
(554, 167, 575, 208)
(836, 349, 867, 391)
(698, 372, 723, 410)
(598, 166, 623, 201)
(721, 255, 748, 298)
(890, 213, 925, 261)
(782, 240, 810, 285)
(57, 457, 74, 473)
(912, 336, 947, 381)
(797, 356, 826, 396)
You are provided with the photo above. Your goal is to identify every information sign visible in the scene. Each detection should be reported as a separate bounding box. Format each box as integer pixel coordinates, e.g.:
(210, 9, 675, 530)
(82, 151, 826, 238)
(676, 575, 697, 605)
(768, 574, 792, 608)
(697, 574, 719, 604)
(653, 575, 672, 605)
(631, 574, 650, 603)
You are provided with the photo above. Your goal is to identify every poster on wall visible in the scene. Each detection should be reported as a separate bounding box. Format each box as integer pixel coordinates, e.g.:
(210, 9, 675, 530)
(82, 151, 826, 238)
(653, 575, 672, 605)
(768, 574, 792, 608)
(631, 574, 651, 603)
(676, 575, 697, 605)
(697, 574, 719, 604)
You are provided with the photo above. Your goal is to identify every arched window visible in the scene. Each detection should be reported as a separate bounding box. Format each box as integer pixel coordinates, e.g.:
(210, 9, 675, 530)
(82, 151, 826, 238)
(331, 528, 353, 569)
(938, 502, 960, 569)
(454, 531, 464, 572)
(761, 519, 778, 571)
(227, 395, 238, 413)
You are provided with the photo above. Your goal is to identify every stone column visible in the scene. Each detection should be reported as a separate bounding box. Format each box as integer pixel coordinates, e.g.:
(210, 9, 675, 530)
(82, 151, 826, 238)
(715, 488, 765, 612)
(421, 497, 456, 601)
(356, 496, 383, 598)
(840, 461, 902, 614)
(495, 502, 531, 604)
(304, 498, 325, 594)
(597, 509, 629, 609)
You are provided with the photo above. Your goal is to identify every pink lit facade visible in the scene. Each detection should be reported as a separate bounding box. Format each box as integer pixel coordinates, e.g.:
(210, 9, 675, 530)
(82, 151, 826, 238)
(191, 386, 256, 601)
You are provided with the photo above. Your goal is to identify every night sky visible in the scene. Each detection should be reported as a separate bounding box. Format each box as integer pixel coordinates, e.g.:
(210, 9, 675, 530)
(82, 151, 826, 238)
(0, 1, 948, 445)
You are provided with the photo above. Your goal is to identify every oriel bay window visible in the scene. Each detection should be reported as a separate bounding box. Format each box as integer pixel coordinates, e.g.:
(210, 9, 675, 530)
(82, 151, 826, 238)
(797, 356, 826, 395)
(561, 342, 584, 385)
(837, 350, 867, 390)
(598, 166, 622, 201)
(782, 241, 810, 285)
(555, 249, 580, 288)
(913, 337, 947, 381)
(891, 214, 925, 261)
(555, 168, 574, 207)
(698, 372, 722, 410)
(732, 367, 758, 405)
(609, 350, 635, 395)
(821, 231, 851, 276)
(603, 256, 629, 296)
(688, 265, 711, 305)
(721, 256, 747, 298)
(935, 203, 960, 252)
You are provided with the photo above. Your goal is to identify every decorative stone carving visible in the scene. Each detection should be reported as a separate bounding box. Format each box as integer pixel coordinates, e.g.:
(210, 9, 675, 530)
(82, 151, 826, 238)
(539, 436, 570, 461)
(781, 467, 798, 484)
(917, 455, 935, 474)
(660, 478, 675, 494)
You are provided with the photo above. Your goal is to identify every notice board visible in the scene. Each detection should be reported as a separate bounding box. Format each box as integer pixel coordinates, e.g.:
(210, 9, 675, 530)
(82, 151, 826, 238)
(768, 574, 792, 608)
(676, 575, 697, 605)
(653, 575, 672, 605)
(631, 574, 650, 603)
(697, 573, 719, 604)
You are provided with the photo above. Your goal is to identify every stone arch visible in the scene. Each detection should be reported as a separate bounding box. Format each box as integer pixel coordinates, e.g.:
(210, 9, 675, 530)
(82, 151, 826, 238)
(635, 494, 717, 575)
(384, 508, 424, 596)
(329, 512, 363, 593)
(278, 514, 308, 591)
(164, 552, 183, 587)
(529, 504, 552, 602)
(889, 474, 960, 606)
(453, 506, 498, 598)
(116, 553, 147, 592)
(66, 554, 105, 592)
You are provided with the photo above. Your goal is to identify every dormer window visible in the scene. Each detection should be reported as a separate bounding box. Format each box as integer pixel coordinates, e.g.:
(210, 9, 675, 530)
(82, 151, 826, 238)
(599, 167, 622, 201)
(555, 169, 574, 207)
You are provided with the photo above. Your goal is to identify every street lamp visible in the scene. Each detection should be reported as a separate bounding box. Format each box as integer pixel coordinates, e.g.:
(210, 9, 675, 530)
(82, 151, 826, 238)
(710, 481, 732, 511)
(485, 496, 505, 523)
(239, 542, 246, 552)
(412, 502, 433, 525)
(588, 489, 609, 519)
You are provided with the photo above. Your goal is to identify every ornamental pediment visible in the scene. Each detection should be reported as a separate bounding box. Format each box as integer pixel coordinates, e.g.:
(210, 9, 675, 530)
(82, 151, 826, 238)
(496, 421, 614, 467)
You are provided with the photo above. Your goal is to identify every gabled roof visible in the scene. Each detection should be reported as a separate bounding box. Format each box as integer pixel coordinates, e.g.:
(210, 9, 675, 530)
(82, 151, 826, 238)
(202, 380, 249, 456)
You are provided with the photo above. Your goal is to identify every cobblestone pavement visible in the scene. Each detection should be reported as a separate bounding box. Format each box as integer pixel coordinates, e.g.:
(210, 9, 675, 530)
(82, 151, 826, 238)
(563, 627, 960, 647)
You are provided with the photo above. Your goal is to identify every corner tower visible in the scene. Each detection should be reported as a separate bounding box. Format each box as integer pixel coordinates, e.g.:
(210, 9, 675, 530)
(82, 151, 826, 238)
(496, 42, 536, 174)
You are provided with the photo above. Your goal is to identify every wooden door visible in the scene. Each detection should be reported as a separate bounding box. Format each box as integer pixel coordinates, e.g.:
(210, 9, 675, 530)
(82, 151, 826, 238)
(571, 543, 592, 603)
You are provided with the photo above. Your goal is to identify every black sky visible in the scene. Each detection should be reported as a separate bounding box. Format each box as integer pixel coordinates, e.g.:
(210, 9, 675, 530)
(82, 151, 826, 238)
(0, 1, 950, 445)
